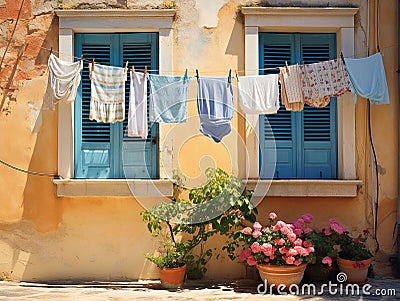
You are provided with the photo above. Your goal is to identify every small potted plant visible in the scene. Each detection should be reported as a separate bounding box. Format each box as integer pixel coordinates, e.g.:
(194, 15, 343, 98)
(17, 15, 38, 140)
(336, 228, 373, 284)
(144, 240, 187, 289)
(225, 212, 315, 289)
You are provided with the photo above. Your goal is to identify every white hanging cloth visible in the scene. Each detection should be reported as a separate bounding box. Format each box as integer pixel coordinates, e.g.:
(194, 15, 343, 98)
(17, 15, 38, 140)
(44, 53, 83, 110)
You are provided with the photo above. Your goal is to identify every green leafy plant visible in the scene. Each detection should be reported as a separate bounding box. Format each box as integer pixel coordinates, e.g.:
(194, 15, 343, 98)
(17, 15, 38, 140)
(141, 167, 256, 276)
(337, 229, 373, 262)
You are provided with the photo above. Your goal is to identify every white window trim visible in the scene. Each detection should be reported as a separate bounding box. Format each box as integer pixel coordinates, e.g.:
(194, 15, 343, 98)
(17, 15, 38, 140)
(55, 9, 175, 181)
(242, 7, 359, 181)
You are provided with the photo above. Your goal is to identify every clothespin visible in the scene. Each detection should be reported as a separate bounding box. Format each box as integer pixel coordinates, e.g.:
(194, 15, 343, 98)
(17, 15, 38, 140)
(235, 70, 239, 82)
(80, 54, 83, 61)
(340, 52, 346, 65)
(50, 47, 52, 55)
(228, 69, 232, 83)
(144, 66, 147, 76)
(131, 65, 135, 77)
(285, 61, 290, 74)
(125, 61, 129, 71)
(91, 58, 95, 72)
(196, 69, 199, 82)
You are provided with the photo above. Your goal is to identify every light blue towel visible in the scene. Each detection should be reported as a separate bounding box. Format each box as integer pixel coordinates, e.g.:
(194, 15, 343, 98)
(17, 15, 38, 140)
(344, 53, 390, 104)
(149, 73, 189, 123)
(197, 77, 234, 143)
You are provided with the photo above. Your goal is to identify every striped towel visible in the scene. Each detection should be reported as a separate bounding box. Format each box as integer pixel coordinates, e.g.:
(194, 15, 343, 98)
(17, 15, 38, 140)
(89, 63, 127, 123)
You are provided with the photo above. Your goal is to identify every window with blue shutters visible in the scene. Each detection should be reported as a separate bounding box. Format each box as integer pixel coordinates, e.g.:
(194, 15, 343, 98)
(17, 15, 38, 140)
(259, 33, 337, 179)
(74, 33, 159, 179)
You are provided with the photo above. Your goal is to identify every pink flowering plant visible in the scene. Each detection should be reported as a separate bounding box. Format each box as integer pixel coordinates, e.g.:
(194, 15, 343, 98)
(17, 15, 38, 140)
(292, 214, 373, 268)
(224, 212, 315, 266)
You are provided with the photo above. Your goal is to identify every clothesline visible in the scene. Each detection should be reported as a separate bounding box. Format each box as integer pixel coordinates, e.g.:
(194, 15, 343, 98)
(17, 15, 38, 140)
(0, 43, 396, 77)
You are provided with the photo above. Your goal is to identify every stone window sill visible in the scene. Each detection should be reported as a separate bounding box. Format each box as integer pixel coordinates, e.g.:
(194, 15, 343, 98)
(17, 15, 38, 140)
(243, 179, 362, 198)
(53, 179, 173, 197)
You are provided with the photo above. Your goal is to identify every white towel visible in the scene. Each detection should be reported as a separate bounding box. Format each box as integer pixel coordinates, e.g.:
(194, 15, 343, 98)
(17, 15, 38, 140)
(238, 75, 279, 115)
(44, 53, 83, 110)
(128, 72, 148, 138)
(89, 63, 127, 123)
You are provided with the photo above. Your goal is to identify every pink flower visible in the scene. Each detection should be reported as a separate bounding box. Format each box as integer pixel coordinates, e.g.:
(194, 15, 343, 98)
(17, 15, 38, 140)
(293, 228, 302, 236)
(261, 243, 274, 256)
(287, 233, 297, 243)
(294, 246, 308, 256)
(252, 230, 262, 238)
(324, 228, 332, 236)
(247, 255, 257, 266)
(304, 228, 313, 234)
(243, 227, 252, 235)
(329, 219, 346, 234)
(269, 212, 277, 220)
(294, 238, 303, 246)
(251, 242, 262, 253)
(294, 260, 302, 266)
(306, 246, 315, 254)
(274, 238, 285, 246)
(273, 221, 286, 232)
(264, 258, 270, 263)
(279, 247, 289, 255)
(288, 248, 298, 256)
(301, 213, 313, 223)
(303, 240, 312, 248)
(322, 256, 333, 267)
(285, 256, 295, 265)
(253, 222, 262, 231)
(239, 248, 251, 261)
(281, 225, 293, 236)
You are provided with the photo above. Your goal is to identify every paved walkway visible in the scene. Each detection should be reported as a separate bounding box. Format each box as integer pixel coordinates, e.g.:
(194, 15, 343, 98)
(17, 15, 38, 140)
(0, 277, 399, 300)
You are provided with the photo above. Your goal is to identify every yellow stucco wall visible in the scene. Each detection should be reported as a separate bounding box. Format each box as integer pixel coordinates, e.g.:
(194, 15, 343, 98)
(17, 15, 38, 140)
(0, 0, 398, 281)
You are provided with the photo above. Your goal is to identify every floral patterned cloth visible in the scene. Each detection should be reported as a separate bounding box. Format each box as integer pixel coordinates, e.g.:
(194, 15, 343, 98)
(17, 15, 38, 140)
(299, 59, 351, 108)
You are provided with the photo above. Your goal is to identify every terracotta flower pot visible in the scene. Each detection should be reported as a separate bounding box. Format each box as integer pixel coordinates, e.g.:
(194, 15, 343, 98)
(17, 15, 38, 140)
(256, 263, 307, 289)
(159, 264, 186, 289)
(337, 257, 372, 284)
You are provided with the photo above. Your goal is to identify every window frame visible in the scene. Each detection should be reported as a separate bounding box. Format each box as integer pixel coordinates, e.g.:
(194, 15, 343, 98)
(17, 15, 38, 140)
(242, 7, 359, 181)
(55, 9, 175, 181)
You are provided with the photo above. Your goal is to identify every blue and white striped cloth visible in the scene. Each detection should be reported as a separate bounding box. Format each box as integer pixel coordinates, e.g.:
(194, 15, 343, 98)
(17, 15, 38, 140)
(89, 63, 127, 123)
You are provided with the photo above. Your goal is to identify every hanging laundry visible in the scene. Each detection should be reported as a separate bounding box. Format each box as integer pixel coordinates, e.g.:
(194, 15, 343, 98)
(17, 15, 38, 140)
(344, 53, 390, 104)
(44, 53, 83, 110)
(278, 65, 304, 112)
(197, 77, 234, 143)
(148, 72, 189, 123)
(238, 74, 279, 115)
(89, 63, 127, 123)
(299, 58, 351, 108)
(128, 71, 148, 138)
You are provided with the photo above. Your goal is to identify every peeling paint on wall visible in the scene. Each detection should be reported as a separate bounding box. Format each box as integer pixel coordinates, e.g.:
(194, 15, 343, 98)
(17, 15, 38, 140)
(195, 0, 229, 28)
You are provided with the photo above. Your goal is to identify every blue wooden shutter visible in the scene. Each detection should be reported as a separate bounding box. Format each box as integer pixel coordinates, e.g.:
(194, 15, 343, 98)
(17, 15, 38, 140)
(74, 33, 159, 179)
(74, 34, 113, 178)
(259, 33, 296, 179)
(120, 33, 159, 179)
(259, 33, 337, 179)
(300, 34, 337, 179)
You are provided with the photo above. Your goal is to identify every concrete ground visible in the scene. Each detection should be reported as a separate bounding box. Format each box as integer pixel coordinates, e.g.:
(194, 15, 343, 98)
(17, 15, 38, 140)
(0, 277, 399, 301)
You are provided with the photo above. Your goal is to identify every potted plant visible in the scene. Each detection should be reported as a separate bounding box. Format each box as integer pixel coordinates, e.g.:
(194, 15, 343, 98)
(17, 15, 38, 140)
(336, 227, 373, 284)
(225, 212, 315, 289)
(293, 215, 373, 284)
(141, 168, 257, 285)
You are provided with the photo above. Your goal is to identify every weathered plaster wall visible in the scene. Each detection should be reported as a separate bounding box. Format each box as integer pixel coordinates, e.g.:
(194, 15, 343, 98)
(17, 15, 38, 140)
(0, 0, 398, 281)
